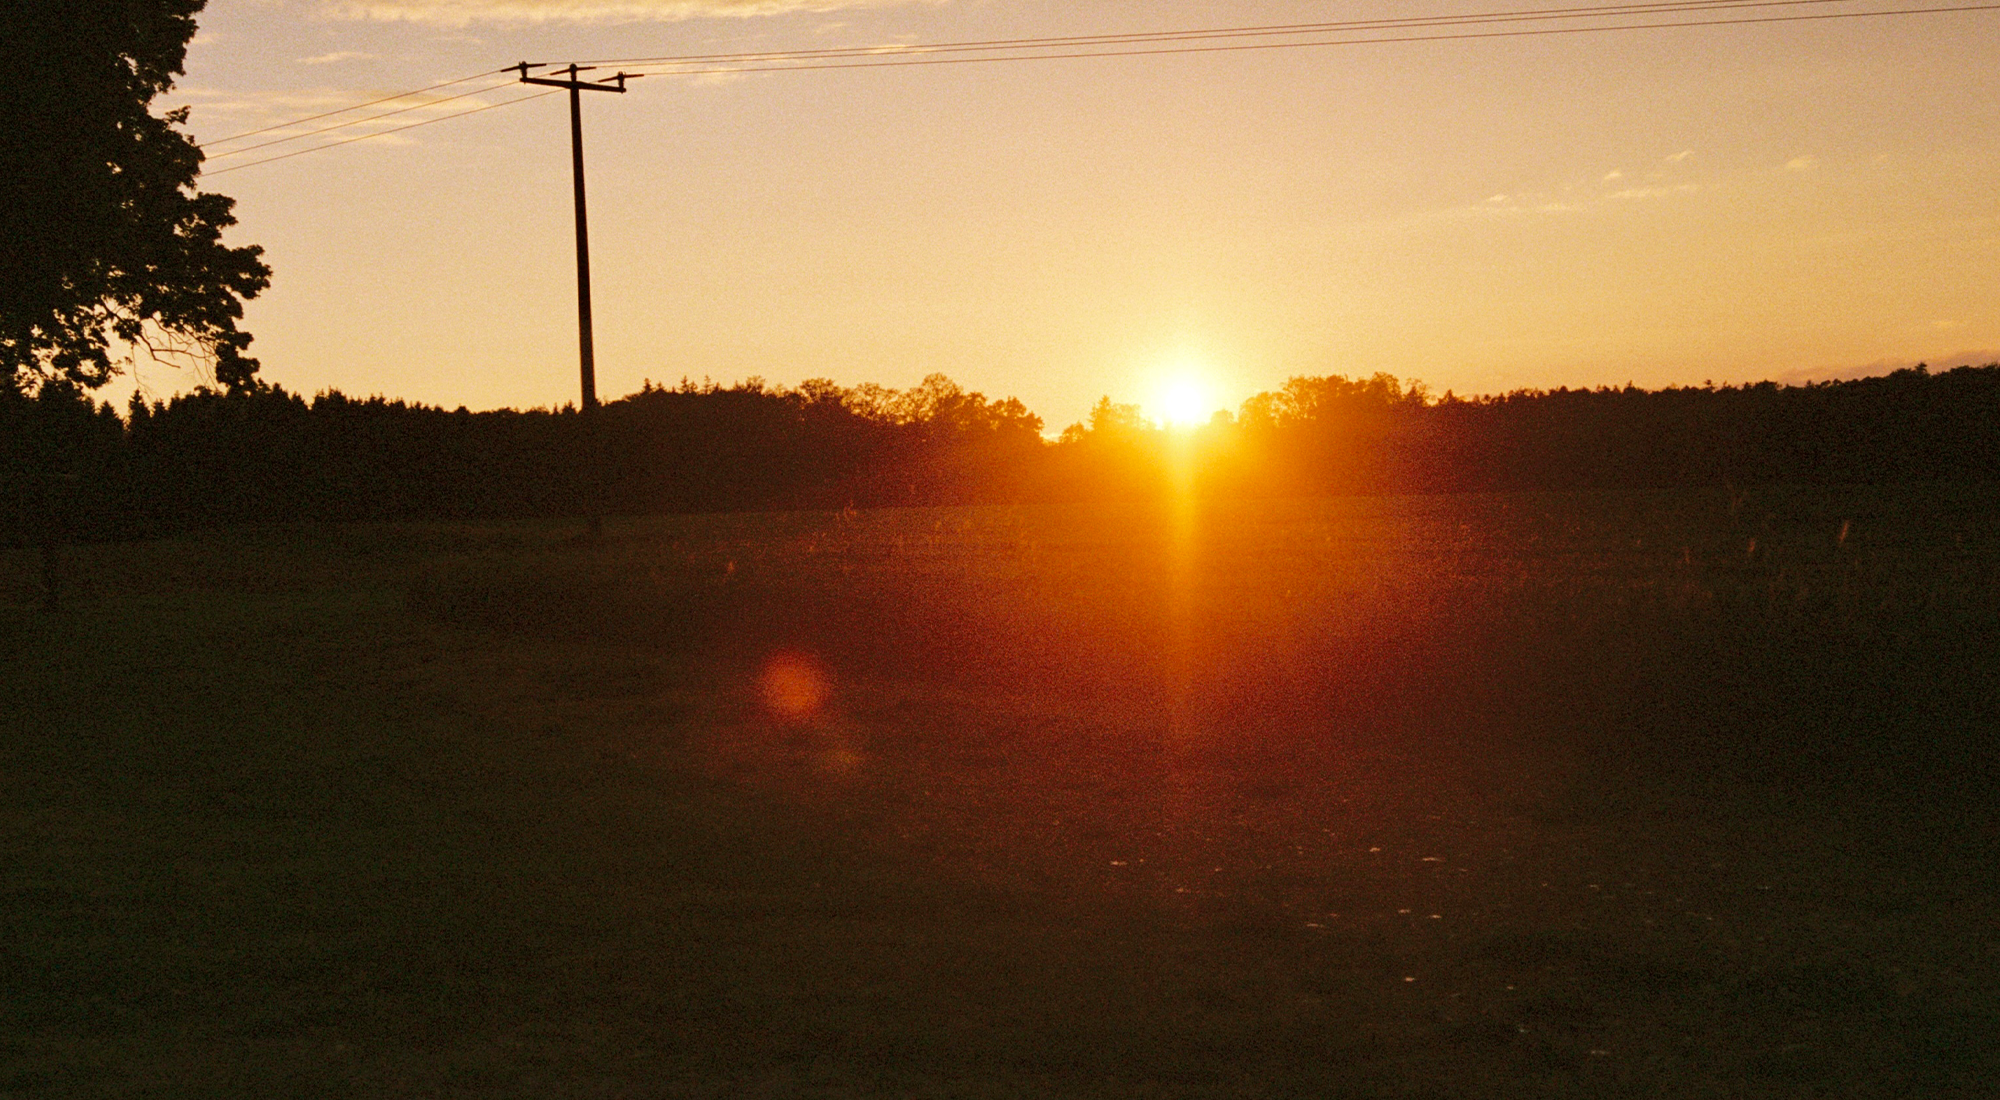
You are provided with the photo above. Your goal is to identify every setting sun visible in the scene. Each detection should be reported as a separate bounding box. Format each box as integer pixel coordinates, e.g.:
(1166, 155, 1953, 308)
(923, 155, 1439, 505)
(1154, 376, 1215, 430)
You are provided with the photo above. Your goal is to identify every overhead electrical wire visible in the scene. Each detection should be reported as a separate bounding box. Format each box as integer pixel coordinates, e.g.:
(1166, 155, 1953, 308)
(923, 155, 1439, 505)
(581, 0, 1875, 66)
(200, 80, 518, 161)
(197, 67, 513, 149)
(202, 90, 557, 176)
(199, 0, 1995, 174)
(592, 0, 1999, 77)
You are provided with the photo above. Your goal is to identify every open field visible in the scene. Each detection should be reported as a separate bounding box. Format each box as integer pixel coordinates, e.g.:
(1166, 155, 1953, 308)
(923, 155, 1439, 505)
(3, 487, 1998, 1098)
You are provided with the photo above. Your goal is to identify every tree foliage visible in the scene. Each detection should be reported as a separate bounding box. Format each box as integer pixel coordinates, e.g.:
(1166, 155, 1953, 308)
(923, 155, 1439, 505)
(6, 364, 2000, 545)
(1, 0, 269, 394)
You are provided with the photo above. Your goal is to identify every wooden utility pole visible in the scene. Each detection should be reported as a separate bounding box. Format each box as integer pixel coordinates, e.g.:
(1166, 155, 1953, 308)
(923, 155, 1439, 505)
(515, 62, 641, 411)
(515, 63, 640, 536)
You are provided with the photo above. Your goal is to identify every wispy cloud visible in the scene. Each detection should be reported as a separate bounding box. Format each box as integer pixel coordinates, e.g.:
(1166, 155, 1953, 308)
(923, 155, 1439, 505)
(299, 50, 376, 64)
(1607, 184, 1698, 201)
(1785, 155, 1819, 172)
(325, 0, 940, 24)
(1462, 177, 1697, 219)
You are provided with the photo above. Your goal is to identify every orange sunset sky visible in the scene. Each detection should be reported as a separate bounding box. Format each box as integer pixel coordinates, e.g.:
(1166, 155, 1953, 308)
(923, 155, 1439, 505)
(172, 0, 1999, 431)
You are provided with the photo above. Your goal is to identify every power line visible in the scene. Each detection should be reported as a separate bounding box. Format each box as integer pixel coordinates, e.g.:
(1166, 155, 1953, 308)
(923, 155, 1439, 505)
(195, 0, 1996, 175)
(579, 0, 1863, 66)
(201, 80, 517, 162)
(198, 68, 512, 149)
(202, 90, 556, 176)
(592, 1, 1997, 77)
(625, 2, 1999, 75)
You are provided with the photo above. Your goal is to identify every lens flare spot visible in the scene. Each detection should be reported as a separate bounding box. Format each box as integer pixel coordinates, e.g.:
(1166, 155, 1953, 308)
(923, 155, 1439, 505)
(760, 652, 830, 722)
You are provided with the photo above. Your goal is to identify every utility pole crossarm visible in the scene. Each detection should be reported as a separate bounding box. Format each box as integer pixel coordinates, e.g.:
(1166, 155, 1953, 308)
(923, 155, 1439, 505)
(516, 62, 643, 93)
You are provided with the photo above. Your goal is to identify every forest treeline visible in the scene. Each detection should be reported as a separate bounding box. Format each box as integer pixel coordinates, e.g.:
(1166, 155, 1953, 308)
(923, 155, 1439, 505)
(5, 363, 1999, 543)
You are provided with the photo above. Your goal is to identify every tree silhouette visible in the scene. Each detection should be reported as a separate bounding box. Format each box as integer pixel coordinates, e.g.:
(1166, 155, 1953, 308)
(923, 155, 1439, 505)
(1, 0, 269, 395)
(8, 365, 2000, 548)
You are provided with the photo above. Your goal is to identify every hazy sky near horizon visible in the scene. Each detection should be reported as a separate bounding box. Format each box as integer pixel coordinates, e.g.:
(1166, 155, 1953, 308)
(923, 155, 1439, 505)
(171, 0, 2000, 429)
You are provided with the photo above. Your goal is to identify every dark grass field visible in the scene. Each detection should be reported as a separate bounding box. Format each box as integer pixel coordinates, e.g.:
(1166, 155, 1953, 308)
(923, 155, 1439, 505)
(4, 486, 1998, 1097)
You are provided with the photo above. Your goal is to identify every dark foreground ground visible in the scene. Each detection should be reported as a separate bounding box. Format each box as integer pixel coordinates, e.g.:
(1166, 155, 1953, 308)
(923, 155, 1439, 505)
(3, 486, 1997, 1098)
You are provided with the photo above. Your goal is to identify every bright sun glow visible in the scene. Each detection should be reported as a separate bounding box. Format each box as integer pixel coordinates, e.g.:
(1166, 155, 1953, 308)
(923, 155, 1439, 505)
(1155, 376, 1213, 429)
